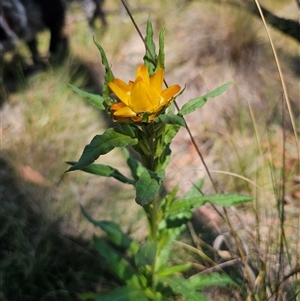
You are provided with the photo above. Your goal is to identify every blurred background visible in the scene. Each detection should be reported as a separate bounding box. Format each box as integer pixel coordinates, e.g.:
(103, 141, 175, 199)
(0, 0, 299, 300)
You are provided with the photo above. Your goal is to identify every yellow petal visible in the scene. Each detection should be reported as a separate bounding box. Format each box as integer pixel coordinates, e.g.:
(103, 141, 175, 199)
(108, 81, 130, 105)
(150, 68, 164, 95)
(135, 65, 150, 85)
(130, 80, 159, 113)
(114, 78, 131, 93)
(128, 81, 134, 89)
(113, 106, 137, 118)
(131, 115, 142, 122)
(110, 102, 127, 111)
(161, 85, 181, 103)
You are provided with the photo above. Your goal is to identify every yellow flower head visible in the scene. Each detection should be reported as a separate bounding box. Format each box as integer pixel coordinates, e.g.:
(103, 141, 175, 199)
(108, 65, 180, 122)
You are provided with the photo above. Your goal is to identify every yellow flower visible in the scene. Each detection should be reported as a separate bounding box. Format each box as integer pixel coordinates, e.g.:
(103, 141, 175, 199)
(108, 65, 180, 122)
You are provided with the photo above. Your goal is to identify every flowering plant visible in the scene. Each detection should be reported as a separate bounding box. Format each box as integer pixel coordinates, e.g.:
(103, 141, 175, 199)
(68, 19, 252, 301)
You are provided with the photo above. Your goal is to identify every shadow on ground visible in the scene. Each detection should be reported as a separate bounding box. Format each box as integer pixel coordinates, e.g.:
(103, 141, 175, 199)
(0, 156, 121, 301)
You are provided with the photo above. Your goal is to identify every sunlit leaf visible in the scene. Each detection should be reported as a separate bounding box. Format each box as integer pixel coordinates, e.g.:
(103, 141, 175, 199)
(206, 193, 252, 206)
(69, 84, 105, 110)
(67, 128, 138, 172)
(157, 27, 165, 70)
(135, 168, 161, 206)
(156, 226, 185, 271)
(160, 185, 179, 213)
(165, 277, 209, 301)
(143, 18, 156, 75)
(154, 114, 186, 126)
(157, 264, 191, 277)
(167, 193, 252, 219)
(183, 178, 204, 199)
(96, 286, 148, 301)
(93, 38, 114, 100)
(187, 273, 235, 289)
(179, 82, 232, 116)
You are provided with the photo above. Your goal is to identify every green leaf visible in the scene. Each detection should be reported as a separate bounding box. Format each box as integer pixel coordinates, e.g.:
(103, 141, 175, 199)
(157, 27, 165, 70)
(81, 206, 138, 253)
(167, 193, 252, 219)
(93, 38, 114, 100)
(96, 286, 148, 301)
(165, 277, 209, 301)
(160, 185, 179, 213)
(183, 178, 204, 199)
(123, 148, 144, 181)
(134, 241, 157, 267)
(94, 237, 139, 286)
(135, 168, 161, 206)
(78, 292, 97, 300)
(69, 84, 105, 110)
(163, 124, 181, 146)
(157, 264, 191, 277)
(67, 162, 135, 185)
(154, 114, 186, 127)
(67, 128, 138, 172)
(167, 198, 206, 218)
(143, 18, 156, 76)
(207, 193, 252, 206)
(154, 143, 171, 171)
(179, 82, 232, 116)
(156, 226, 185, 271)
(187, 273, 234, 290)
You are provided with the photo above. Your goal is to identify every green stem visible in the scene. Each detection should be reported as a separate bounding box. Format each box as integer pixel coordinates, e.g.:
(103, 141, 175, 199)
(141, 124, 160, 297)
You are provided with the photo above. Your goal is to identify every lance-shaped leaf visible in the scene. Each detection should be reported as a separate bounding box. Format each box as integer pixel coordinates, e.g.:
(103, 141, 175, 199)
(93, 38, 114, 100)
(164, 277, 209, 301)
(143, 18, 156, 76)
(96, 285, 149, 301)
(156, 226, 185, 271)
(69, 84, 105, 110)
(67, 128, 138, 172)
(154, 113, 186, 127)
(179, 82, 232, 116)
(67, 161, 135, 185)
(167, 193, 252, 219)
(183, 178, 204, 199)
(187, 273, 234, 290)
(157, 264, 191, 277)
(135, 168, 161, 206)
(156, 27, 165, 70)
